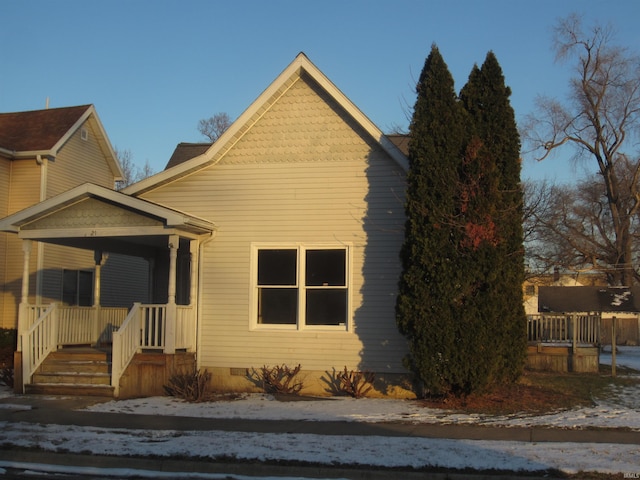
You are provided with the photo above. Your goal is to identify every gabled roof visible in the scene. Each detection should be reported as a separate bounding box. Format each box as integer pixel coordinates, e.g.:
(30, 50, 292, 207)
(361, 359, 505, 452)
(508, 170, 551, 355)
(0, 105, 91, 152)
(538, 286, 640, 313)
(0, 182, 215, 237)
(125, 52, 408, 196)
(0, 104, 123, 180)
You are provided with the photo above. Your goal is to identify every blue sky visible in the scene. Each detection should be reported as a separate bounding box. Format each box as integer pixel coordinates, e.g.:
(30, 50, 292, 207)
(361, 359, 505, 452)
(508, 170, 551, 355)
(2, 1, 639, 182)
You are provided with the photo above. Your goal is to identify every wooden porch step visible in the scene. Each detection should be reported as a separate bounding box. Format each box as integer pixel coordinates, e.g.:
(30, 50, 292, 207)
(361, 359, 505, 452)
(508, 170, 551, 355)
(32, 371, 111, 385)
(27, 348, 115, 397)
(24, 383, 115, 397)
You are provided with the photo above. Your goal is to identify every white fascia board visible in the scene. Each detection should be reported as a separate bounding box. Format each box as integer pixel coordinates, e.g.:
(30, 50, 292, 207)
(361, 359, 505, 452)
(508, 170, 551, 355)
(87, 109, 125, 180)
(2, 149, 56, 160)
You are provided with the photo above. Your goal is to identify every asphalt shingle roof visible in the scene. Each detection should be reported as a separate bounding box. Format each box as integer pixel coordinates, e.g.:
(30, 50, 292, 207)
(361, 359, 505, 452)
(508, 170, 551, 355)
(0, 105, 91, 152)
(164, 142, 212, 170)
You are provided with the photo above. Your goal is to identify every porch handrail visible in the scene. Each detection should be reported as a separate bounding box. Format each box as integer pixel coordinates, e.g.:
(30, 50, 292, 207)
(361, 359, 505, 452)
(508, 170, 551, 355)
(21, 303, 59, 392)
(111, 303, 143, 397)
(24, 304, 50, 331)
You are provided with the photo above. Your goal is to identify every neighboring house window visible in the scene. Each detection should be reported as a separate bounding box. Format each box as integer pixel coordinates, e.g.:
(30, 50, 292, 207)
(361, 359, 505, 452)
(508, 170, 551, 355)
(62, 269, 93, 306)
(253, 245, 350, 330)
(525, 285, 536, 296)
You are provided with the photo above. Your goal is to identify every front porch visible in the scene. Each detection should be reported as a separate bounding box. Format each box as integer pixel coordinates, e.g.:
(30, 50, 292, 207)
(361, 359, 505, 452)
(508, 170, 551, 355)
(16, 302, 197, 397)
(0, 183, 216, 398)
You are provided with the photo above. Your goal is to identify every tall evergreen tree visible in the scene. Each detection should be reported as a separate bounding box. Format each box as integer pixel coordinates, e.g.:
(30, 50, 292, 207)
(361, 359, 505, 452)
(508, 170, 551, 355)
(396, 45, 468, 396)
(397, 48, 526, 397)
(459, 52, 527, 384)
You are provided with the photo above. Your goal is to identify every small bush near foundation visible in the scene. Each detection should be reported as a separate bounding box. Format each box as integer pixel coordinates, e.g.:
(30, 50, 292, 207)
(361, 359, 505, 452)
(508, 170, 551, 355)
(338, 366, 375, 398)
(164, 368, 212, 402)
(260, 364, 303, 395)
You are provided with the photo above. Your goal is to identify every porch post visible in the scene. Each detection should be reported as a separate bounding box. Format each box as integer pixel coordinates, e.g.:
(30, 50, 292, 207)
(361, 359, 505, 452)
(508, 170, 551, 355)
(17, 239, 33, 352)
(165, 235, 178, 354)
(92, 251, 107, 346)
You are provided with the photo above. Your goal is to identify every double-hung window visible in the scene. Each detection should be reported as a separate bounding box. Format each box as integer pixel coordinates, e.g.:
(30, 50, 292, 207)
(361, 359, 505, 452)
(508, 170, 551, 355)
(253, 245, 349, 329)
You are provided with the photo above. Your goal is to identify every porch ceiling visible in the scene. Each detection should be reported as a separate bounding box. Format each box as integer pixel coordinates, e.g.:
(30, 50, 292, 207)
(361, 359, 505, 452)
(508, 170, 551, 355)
(0, 183, 216, 256)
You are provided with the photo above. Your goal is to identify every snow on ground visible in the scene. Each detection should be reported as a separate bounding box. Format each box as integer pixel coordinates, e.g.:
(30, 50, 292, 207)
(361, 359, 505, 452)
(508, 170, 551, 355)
(0, 348, 639, 477)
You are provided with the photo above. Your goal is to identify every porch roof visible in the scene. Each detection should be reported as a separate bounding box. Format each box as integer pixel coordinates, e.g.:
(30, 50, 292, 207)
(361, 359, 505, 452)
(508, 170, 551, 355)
(0, 183, 216, 256)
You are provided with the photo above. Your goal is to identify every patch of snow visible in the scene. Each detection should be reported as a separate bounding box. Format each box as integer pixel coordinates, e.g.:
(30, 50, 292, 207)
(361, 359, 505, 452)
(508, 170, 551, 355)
(1, 422, 639, 475)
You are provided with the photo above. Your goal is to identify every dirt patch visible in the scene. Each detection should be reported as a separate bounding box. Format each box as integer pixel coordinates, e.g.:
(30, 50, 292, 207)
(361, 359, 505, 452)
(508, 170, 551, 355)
(416, 370, 628, 416)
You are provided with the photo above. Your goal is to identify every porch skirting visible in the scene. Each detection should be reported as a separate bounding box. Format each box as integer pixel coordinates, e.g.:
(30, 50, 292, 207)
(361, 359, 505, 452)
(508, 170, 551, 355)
(526, 344, 599, 373)
(117, 352, 196, 399)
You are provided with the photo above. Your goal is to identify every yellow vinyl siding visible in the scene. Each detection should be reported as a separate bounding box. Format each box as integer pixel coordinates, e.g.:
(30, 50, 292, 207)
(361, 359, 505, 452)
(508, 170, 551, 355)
(1, 160, 41, 327)
(143, 74, 407, 374)
(46, 119, 115, 196)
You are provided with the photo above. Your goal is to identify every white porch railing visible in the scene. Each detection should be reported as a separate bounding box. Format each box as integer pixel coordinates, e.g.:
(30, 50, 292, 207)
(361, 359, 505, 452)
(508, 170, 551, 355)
(21, 303, 59, 392)
(24, 305, 129, 347)
(110, 303, 195, 397)
(527, 314, 600, 346)
(141, 304, 166, 350)
(176, 305, 195, 350)
(111, 303, 144, 397)
(21, 302, 195, 396)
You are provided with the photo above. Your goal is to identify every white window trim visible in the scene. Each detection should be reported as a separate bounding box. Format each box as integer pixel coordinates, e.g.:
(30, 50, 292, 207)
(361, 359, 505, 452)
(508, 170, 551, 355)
(250, 243, 352, 332)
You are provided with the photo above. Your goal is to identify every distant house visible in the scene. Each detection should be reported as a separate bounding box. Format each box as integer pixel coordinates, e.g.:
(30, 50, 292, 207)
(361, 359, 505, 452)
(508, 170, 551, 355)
(0, 105, 126, 330)
(1, 54, 412, 397)
(522, 270, 607, 315)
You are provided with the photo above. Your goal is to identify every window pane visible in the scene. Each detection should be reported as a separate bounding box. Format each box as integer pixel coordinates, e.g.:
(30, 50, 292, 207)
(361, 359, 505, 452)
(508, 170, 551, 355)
(78, 271, 93, 306)
(258, 288, 297, 324)
(305, 249, 345, 286)
(258, 249, 297, 286)
(306, 289, 347, 325)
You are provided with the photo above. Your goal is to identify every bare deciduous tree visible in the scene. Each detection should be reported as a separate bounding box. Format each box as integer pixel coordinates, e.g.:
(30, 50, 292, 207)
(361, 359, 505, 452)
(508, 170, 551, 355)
(197, 112, 232, 142)
(114, 147, 155, 190)
(522, 14, 640, 285)
(524, 172, 640, 284)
